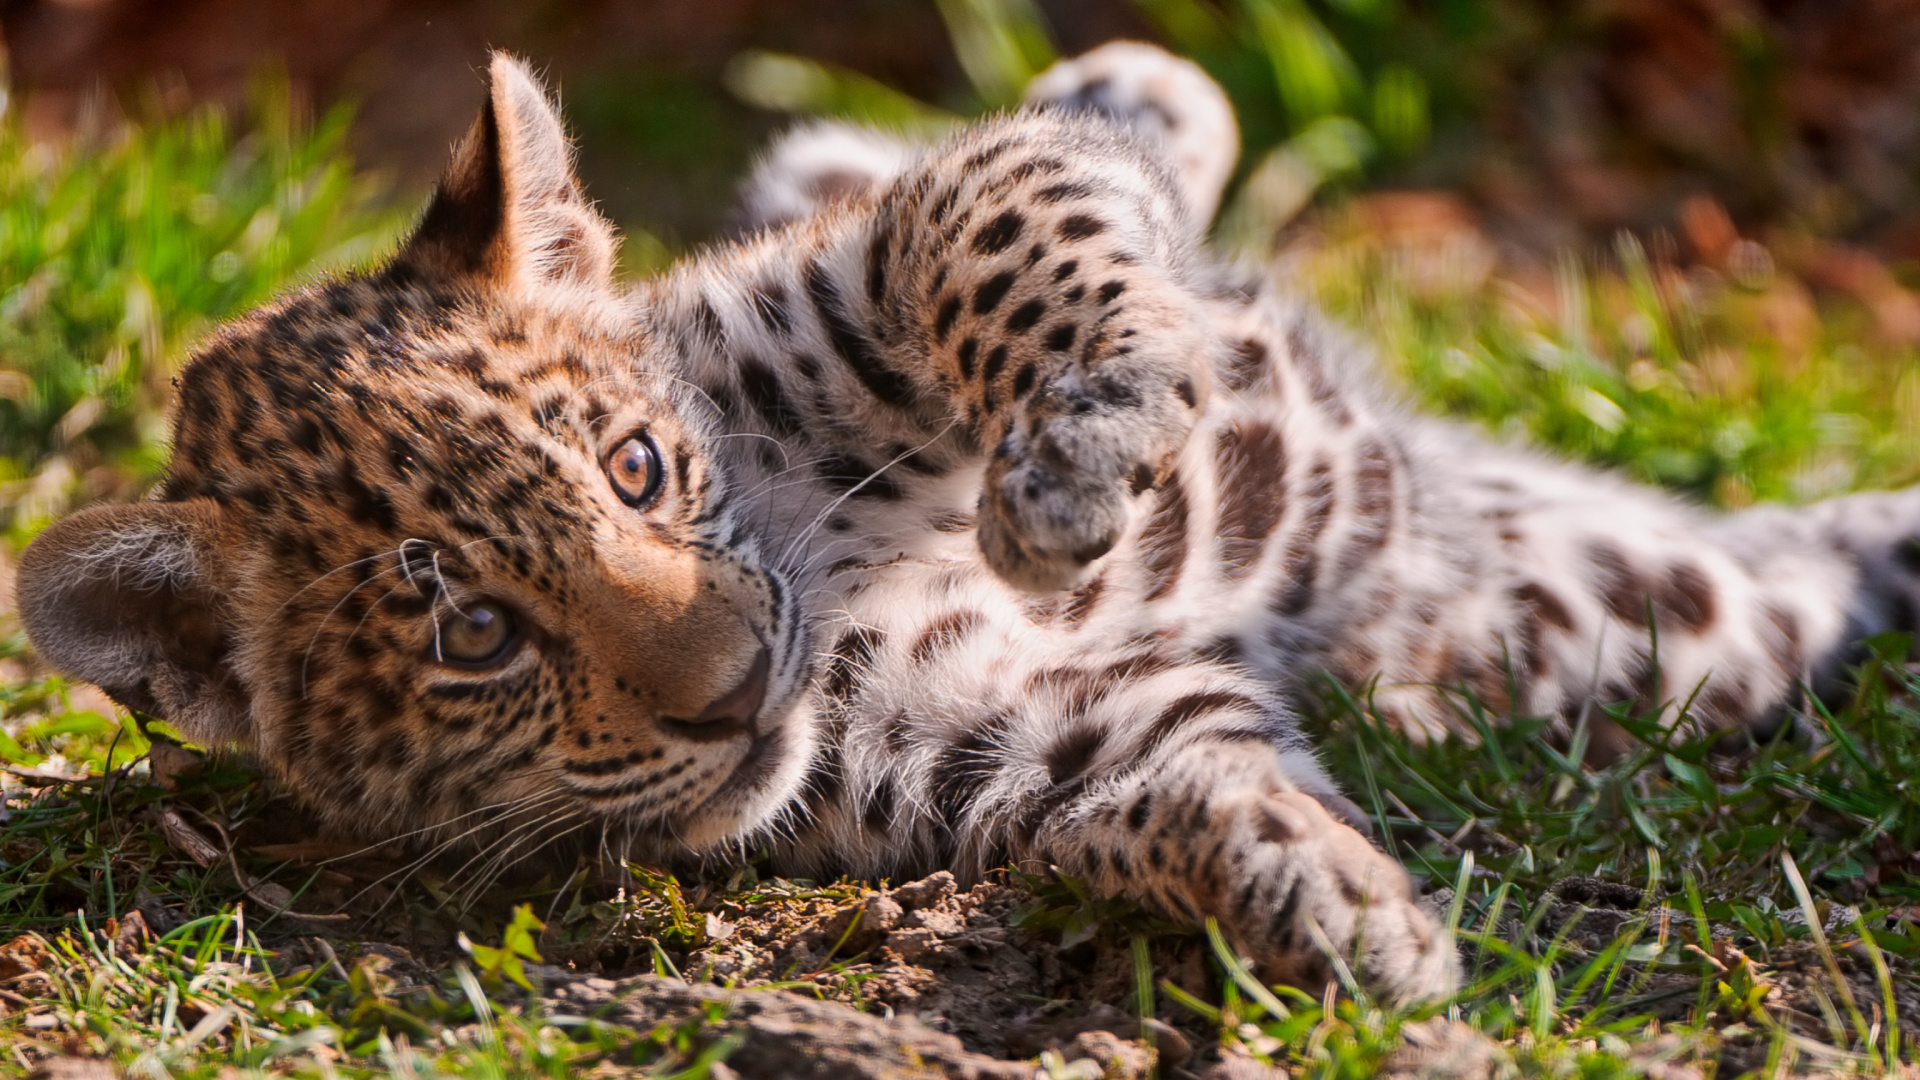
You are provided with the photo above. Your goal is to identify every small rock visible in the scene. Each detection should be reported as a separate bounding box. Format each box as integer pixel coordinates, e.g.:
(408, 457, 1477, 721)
(132, 890, 184, 935)
(564, 982, 610, 1006)
(902, 907, 964, 935)
(861, 893, 904, 934)
(1197, 1056, 1287, 1080)
(883, 927, 943, 965)
(0, 934, 50, 982)
(781, 943, 817, 972)
(690, 949, 741, 978)
(1140, 1019, 1192, 1068)
(1004, 1005, 1185, 1068)
(891, 870, 957, 910)
(109, 910, 148, 959)
(1064, 1030, 1155, 1080)
(146, 742, 203, 791)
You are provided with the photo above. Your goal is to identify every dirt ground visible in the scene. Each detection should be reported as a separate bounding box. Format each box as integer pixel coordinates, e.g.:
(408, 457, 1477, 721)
(290, 864, 1487, 1080)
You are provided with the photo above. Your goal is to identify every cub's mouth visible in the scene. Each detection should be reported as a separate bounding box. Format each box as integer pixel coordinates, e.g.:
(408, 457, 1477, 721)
(675, 647, 813, 836)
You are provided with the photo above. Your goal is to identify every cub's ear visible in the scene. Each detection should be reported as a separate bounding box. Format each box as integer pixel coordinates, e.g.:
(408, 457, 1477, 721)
(16, 500, 251, 749)
(397, 52, 617, 291)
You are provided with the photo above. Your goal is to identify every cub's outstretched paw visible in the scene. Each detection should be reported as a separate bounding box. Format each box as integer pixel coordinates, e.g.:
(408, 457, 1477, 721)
(1235, 792, 1459, 1005)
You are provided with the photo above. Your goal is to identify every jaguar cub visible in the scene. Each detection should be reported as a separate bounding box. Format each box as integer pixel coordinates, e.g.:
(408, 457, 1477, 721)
(19, 44, 1920, 1004)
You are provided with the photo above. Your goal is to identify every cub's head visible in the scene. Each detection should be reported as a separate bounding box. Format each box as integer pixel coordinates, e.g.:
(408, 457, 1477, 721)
(15, 56, 813, 855)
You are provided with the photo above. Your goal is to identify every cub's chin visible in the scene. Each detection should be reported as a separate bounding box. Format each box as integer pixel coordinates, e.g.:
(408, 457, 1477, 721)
(656, 700, 818, 854)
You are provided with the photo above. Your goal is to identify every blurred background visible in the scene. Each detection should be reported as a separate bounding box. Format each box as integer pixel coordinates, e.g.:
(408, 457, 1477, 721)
(3, 0, 1920, 545)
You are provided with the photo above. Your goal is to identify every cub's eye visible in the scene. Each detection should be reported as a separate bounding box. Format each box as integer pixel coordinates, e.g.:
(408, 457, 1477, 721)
(608, 433, 664, 507)
(436, 601, 518, 667)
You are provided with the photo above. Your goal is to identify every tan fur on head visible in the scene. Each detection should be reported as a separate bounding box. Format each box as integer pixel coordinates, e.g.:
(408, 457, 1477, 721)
(14, 53, 812, 852)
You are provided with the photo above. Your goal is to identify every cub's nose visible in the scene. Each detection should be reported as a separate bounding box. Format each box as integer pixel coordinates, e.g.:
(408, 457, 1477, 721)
(659, 648, 770, 739)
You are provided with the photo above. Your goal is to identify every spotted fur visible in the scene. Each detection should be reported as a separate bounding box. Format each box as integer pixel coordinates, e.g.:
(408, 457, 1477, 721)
(18, 45, 1920, 1005)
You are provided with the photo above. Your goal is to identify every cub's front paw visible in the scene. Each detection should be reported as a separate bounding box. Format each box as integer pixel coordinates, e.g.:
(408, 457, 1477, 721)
(978, 464, 1130, 594)
(1238, 792, 1458, 1005)
(977, 366, 1196, 593)
(975, 317, 1208, 593)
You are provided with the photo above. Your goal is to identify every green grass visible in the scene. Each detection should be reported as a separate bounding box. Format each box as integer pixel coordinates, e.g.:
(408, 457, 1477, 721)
(1295, 214, 1920, 506)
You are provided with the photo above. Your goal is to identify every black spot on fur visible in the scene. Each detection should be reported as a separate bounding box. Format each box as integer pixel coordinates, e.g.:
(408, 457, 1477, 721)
(931, 718, 1008, 823)
(1036, 181, 1095, 204)
(973, 271, 1017, 315)
(1515, 582, 1576, 631)
(1044, 726, 1105, 786)
(750, 283, 793, 335)
(1006, 298, 1047, 333)
(1058, 214, 1107, 240)
(1338, 439, 1395, 575)
(739, 358, 803, 435)
(1012, 363, 1038, 399)
(1064, 574, 1104, 625)
(1897, 537, 1920, 576)
(817, 454, 904, 500)
(971, 210, 1025, 255)
(910, 610, 984, 664)
(862, 778, 896, 833)
(822, 627, 883, 705)
(1588, 540, 1649, 626)
(983, 343, 1009, 384)
(1657, 560, 1717, 632)
(1272, 458, 1334, 616)
(1147, 691, 1262, 749)
(934, 295, 962, 344)
(1223, 339, 1270, 392)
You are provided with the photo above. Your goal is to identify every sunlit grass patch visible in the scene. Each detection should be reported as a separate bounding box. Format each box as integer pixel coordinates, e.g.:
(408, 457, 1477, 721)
(0, 908, 732, 1078)
(0, 79, 407, 543)
(1285, 200, 1920, 507)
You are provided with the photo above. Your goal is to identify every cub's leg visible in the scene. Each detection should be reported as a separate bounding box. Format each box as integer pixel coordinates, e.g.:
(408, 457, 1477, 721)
(1335, 426, 1915, 747)
(718, 49, 1245, 592)
(778, 625, 1458, 1003)
(1719, 485, 1920, 684)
